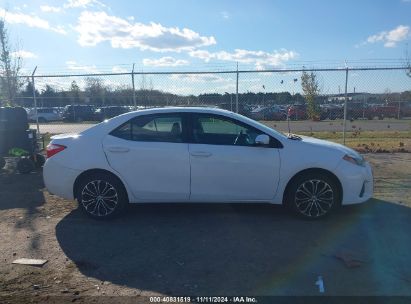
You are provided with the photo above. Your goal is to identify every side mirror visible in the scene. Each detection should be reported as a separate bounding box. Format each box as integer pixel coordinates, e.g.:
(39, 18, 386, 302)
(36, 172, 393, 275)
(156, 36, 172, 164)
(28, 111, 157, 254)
(255, 134, 270, 145)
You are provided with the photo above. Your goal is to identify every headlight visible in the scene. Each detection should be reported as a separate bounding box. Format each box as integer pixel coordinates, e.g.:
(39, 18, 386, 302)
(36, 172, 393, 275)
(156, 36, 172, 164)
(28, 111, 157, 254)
(343, 154, 365, 166)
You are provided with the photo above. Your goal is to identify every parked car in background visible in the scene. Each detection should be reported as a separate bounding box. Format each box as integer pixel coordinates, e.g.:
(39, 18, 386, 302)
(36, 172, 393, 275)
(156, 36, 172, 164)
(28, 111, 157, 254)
(62, 105, 96, 122)
(320, 104, 344, 120)
(27, 107, 62, 123)
(44, 107, 373, 220)
(367, 104, 398, 120)
(94, 106, 130, 121)
(218, 102, 252, 117)
(249, 106, 287, 121)
(287, 104, 307, 120)
(387, 101, 411, 118)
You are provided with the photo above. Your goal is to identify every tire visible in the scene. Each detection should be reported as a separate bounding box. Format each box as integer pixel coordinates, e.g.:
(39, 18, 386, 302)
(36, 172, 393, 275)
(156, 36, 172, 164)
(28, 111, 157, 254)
(30, 153, 46, 168)
(76, 173, 128, 219)
(286, 172, 341, 219)
(0, 157, 5, 169)
(17, 158, 35, 174)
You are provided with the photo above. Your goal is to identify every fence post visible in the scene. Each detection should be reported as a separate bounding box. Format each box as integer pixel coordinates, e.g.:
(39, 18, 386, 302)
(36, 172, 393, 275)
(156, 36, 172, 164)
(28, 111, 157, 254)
(235, 62, 239, 113)
(131, 63, 136, 108)
(31, 66, 39, 135)
(343, 67, 349, 145)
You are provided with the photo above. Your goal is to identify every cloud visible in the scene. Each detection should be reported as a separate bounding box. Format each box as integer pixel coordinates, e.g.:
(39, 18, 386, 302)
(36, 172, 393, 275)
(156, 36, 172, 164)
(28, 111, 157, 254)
(364, 25, 410, 48)
(189, 49, 298, 69)
(40, 5, 61, 13)
(0, 9, 67, 34)
(40, 0, 108, 13)
(112, 66, 128, 73)
(169, 74, 231, 83)
(13, 4, 28, 11)
(64, 0, 107, 9)
(220, 11, 230, 19)
(143, 56, 189, 67)
(74, 11, 216, 52)
(66, 60, 99, 73)
(11, 50, 37, 59)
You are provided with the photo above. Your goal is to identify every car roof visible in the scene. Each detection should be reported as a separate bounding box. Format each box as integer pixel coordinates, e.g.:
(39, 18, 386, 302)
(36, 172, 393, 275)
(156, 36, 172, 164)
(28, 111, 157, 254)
(120, 106, 234, 117)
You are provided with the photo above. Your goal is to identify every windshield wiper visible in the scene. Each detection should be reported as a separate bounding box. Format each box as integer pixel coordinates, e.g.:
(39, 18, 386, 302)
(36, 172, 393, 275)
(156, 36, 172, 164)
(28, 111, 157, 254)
(287, 133, 302, 140)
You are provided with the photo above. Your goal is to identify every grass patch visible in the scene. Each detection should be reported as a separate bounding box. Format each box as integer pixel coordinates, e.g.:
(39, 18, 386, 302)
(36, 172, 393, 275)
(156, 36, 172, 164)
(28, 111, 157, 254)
(298, 131, 411, 153)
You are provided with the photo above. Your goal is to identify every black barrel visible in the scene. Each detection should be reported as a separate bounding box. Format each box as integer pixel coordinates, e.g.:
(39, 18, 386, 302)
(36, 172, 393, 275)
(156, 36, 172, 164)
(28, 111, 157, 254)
(0, 107, 29, 131)
(0, 107, 32, 156)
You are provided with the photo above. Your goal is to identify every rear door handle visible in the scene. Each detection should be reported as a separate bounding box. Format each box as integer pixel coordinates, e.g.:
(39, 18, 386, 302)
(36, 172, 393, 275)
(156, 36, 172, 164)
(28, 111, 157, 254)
(107, 146, 130, 153)
(190, 151, 212, 157)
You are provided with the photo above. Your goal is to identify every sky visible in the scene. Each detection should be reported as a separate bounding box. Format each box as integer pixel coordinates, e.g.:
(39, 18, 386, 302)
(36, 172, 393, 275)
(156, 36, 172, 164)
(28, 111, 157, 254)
(0, 0, 410, 94)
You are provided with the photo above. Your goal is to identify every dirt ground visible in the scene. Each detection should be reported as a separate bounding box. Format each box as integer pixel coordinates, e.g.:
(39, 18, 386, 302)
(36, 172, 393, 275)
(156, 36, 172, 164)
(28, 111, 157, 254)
(0, 153, 411, 303)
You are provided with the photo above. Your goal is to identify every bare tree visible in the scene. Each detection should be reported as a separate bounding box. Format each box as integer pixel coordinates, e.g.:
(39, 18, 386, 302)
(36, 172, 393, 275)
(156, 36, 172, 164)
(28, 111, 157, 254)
(85, 77, 107, 106)
(69, 80, 81, 104)
(0, 19, 22, 106)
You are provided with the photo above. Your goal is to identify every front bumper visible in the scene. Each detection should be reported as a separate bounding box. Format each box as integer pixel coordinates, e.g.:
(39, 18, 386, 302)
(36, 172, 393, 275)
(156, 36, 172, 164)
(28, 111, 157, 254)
(336, 160, 374, 205)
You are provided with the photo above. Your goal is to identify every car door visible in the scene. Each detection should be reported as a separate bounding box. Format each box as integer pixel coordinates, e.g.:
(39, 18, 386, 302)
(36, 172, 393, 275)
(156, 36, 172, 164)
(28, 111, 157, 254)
(189, 113, 281, 202)
(103, 113, 190, 202)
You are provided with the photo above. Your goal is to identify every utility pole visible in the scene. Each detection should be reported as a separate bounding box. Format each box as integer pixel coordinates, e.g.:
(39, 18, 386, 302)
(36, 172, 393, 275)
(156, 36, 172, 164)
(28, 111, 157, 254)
(343, 67, 349, 145)
(31, 66, 39, 135)
(131, 63, 136, 108)
(235, 62, 239, 113)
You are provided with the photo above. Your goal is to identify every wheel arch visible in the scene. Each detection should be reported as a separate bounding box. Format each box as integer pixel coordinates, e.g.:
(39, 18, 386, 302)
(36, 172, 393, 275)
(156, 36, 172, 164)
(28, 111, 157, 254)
(73, 168, 130, 202)
(282, 167, 343, 205)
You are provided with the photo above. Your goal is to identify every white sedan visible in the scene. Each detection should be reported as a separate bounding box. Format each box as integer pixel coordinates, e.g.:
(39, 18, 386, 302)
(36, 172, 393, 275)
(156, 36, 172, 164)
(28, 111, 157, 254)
(43, 107, 373, 219)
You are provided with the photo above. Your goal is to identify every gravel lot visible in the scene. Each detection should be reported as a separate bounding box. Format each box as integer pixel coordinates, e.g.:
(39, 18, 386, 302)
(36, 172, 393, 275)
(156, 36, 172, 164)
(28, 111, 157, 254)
(0, 153, 411, 302)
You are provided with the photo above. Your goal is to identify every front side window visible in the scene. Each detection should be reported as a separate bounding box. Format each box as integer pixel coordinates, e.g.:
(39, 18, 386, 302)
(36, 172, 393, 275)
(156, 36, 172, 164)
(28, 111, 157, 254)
(191, 114, 263, 146)
(111, 114, 183, 143)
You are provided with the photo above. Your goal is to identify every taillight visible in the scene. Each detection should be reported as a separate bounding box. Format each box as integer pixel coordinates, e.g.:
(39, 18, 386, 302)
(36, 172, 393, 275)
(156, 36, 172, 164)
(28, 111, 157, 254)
(46, 144, 66, 158)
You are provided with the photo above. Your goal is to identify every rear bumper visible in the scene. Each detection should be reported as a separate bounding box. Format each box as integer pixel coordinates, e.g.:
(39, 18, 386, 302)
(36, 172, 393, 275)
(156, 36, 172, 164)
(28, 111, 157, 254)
(43, 158, 80, 200)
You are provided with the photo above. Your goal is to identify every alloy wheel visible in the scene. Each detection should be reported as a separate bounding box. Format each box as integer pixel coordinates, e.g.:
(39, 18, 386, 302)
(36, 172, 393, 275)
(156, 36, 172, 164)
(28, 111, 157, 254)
(81, 180, 118, 217)
(294, 179, 334, 218)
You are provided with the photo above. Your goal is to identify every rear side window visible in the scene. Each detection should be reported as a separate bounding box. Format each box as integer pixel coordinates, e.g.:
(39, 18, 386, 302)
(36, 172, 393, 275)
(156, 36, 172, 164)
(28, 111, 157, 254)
(110, 114, 183, 143)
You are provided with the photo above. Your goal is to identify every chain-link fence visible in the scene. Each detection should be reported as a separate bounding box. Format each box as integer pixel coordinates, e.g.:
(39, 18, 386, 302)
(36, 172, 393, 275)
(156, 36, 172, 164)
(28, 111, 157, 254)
(14, 66, 411, 152)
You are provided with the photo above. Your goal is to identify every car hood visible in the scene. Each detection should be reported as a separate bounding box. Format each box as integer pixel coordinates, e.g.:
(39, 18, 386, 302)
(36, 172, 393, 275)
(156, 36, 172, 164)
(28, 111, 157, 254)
(298, 135, 361, 157)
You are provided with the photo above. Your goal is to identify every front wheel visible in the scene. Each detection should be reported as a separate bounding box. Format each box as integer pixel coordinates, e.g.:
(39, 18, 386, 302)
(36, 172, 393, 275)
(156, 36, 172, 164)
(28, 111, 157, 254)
(76, 173, 128, 219)
(286, 173, 340, 219)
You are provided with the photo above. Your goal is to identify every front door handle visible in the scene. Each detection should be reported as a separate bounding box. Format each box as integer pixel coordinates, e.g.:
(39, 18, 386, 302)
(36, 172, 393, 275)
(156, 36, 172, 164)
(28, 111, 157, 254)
(107, 146, 130, 153)
(190, 151, 212, 157)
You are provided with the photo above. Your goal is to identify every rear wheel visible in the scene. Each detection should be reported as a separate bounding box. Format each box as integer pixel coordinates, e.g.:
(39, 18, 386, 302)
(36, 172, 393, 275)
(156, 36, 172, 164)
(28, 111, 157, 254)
(76, 173, 127, 219)
(286, 172, 340, 219)
(0, 157, 5, 169)
(17, 158, 35, 174)
(30, 153, 46, 168)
